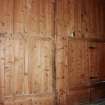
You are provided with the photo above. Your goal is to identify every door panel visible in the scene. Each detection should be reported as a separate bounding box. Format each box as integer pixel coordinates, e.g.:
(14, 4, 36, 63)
(0, 34, 55, 105)
(68, 40, 90, 104)
(68, 40, 90, 89)
(88, 42, 105, 101)
(68, 39, 105, 104)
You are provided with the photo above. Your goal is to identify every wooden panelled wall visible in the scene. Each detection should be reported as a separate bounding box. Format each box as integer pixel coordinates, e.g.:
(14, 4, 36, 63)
(0, 0, 105, 105)
(0, 0, 55, 105)
(56, 0, 105, 105)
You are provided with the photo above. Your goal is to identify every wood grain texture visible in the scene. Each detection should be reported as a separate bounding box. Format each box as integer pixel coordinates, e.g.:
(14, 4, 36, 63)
(0, 36, 55, 105)
(0, 0, 13, 34)
(56, 0, 105, 105)
(13, 0, 54, 38)
(0, 0, 105, 105)
(0, 0, 55, 105)
(56, 0, 105, 38)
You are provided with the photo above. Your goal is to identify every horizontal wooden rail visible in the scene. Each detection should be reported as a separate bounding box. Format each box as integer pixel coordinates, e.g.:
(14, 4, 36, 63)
(68, 37, 105, 43)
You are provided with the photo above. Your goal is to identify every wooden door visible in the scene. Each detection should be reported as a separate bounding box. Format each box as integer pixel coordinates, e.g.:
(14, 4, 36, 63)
(0, 35, 55, 105)
(88, 42, 105, 101)
(68, 39, 90, 105)
(67, 40, 105, 104)
(0, 0, 56, 104)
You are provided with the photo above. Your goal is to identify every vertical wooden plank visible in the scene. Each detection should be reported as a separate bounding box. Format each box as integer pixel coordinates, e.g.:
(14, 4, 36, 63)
(4, 36, 14, 96)
(89, 0, 96, 34)
(13, 0, 26, 34)
(96, 0, 100, 35)
(56, 36, 69, 105)
(103, 4, 105, 35)
(41, 40, 53, 93)
(68, 40, 90, 89)
(0, 0, 13, 34)
(100, 3, 104, 36)
(81, 0, 89, 34)
(25, 0, 54, 37)
(0, 0, 14, 104)
(14, 37, 25, 95)
(28, 39, 41, 94)
(74, 0, 82, 38)
(56, 0, 75, 37)
(23, 41, 29, 94)
(25, 0, 40, 35)
(0, 37, 5, 102)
